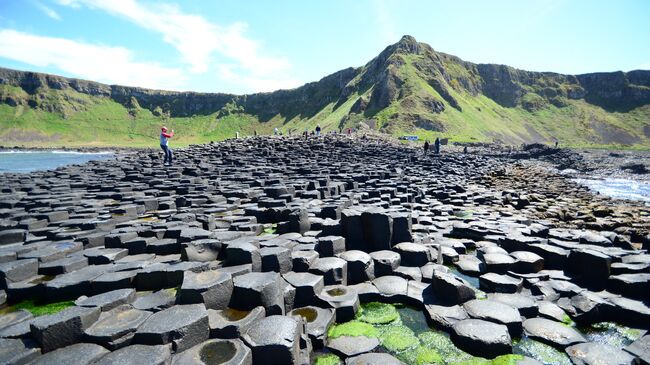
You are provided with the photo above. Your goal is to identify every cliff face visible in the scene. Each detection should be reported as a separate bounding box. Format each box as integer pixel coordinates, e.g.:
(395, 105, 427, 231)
(1, 35, 649, 147)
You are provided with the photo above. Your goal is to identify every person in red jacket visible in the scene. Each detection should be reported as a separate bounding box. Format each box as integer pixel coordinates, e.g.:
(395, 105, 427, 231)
(160, 126, 174, 165)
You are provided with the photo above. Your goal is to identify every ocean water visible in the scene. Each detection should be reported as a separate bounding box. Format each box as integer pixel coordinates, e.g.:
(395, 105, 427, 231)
(0, 150, 114, 173)
(574, 177, 650, 204)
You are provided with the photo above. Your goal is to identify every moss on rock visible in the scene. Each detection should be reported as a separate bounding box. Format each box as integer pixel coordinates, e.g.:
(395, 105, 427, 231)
(314, 353, 341, 365)
(380, 325, 419, 353)
(357, 302, 400, 324)
(328, 320, 379, 339)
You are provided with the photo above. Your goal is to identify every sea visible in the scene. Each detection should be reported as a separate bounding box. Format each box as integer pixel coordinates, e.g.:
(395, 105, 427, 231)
(574, 177, 650, 205)
(0, 150, 114, 173)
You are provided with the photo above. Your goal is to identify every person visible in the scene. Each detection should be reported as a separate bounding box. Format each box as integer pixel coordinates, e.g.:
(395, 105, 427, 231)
(423, 140, 430, 155)
(434, 137, 441, 154)
(463, 146, 468, 154)
(315, 124, 321, 137)
(274, 127, 279, 136)
(160, 126, 174, 166)
(554, 140, 559, 148)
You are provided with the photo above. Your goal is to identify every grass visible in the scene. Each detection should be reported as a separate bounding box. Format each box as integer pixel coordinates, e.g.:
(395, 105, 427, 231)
(0, 299, 75, 317)
(1, 61, 649, 149)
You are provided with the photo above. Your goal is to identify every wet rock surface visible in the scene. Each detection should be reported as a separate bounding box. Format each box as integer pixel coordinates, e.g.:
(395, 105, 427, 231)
(0, 135, 648, 363)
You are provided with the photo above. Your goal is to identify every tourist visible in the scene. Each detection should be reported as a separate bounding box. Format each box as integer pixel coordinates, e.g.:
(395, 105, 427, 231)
(274, 127, 279, 136)
(424, 140, 430, 155)
(160, 126, 174, 166)
(434, 137, 441, 154)
(316, 124, 322, 137)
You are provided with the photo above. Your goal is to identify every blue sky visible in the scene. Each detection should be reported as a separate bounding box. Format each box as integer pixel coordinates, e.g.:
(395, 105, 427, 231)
(0, 0, 649, 94)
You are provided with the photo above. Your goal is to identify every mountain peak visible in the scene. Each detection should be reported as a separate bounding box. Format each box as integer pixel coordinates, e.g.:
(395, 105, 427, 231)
(394, 35, 422, 54)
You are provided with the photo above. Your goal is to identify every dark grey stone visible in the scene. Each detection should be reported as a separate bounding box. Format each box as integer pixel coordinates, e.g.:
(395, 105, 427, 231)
(30, 305, 101, 352)
(29, 342, 109, 365)
(84, 305, 152, 350)
(522, 317, 586, 348)
(93, 344, 172, 365)
(566, 342, 636, 365)
(75, 289, 136, 311)
(231, 272, 284, 315)
(241, 315, 302, 365)
(327, 335, 379, 358)
(179, 270, 233, 310)
(451, 318, 511, 358)
(133, 303, 209, 352)
(208, 306, 265, 338)
(171, 338, 252, 365)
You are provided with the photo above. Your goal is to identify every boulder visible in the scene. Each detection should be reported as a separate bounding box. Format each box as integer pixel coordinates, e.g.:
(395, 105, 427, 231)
(431, 270, 476, 304)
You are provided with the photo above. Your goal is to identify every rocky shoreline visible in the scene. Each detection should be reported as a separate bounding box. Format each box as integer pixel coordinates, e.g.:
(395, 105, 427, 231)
(0, 135, 648, 364)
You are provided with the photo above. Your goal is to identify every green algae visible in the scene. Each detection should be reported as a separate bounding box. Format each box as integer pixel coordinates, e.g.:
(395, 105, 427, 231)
(561, 314, 574, 326)
(328, 320, 379, 339)
(418, 331, 473, 363)
(314, 353, 341, 365)
(379, 324, 419, 353)
(357, 302, 400, 324)
(582, 321, 644, 348)
(491, 354, 525, 365)
(513, 337, 571, 365)
(1, 299, 75, 317)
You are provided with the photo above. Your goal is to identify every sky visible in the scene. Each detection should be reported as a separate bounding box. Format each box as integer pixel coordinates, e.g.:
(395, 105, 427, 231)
(0, 0, 649, 94)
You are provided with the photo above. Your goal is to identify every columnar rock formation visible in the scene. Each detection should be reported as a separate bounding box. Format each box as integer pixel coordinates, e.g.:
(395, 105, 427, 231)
(0, 135, 648, 364)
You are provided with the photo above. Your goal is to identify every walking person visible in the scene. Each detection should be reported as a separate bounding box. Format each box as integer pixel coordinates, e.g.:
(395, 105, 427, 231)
(424, 140, 430, 155)
(160, 126, 174, 166)
(315, 124, 321, 137)
(434, 137, 441, 154)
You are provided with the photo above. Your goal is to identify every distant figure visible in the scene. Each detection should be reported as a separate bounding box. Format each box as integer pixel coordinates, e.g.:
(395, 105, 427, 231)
(424, 140, 430, 155)
(347, 128, 352, 136)
(254, 130, 257, 137)
(434, 137, 441, 154)
(554, 140, 559, 148)
(463, 146, 468, 154)
(315, 125, 321, 137)
(236, 131, 240, 139)
(160, 126, 174, 166)
(274, 127, 279, 136)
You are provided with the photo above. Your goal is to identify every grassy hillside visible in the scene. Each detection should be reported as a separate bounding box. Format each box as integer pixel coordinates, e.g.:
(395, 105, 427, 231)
(1, 35, 649, 149)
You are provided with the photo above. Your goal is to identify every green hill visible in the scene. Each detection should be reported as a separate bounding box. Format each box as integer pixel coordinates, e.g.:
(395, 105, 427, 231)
(1, 35, 649, 148)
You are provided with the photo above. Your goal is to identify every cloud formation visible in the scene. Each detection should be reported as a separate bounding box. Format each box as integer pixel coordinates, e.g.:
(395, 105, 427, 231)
(0, 29, 186, 90)
(57, 0, 301, 91)
(34, 1, 62, 20)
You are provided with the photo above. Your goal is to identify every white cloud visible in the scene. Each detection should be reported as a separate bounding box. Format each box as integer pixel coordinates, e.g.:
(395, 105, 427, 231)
(34, 1, 62, 20)
(217, 64, 302, 93)
(0, 29, 186, 90)
(57, 0, 300, 92)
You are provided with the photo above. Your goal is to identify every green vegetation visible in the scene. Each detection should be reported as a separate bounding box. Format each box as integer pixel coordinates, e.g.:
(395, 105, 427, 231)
(513, 338, 571, 365)
(379, 325, 420, 352)
(327, 320, 379, 339)
(0, 299, 75, 317)
(356, 302, 400, 324)
(314, 353, 341, 365)
(1, 36, 649, 149)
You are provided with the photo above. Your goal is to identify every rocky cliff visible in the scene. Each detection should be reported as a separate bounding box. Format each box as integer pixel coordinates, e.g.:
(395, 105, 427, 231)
(1, 35, 649, 147)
